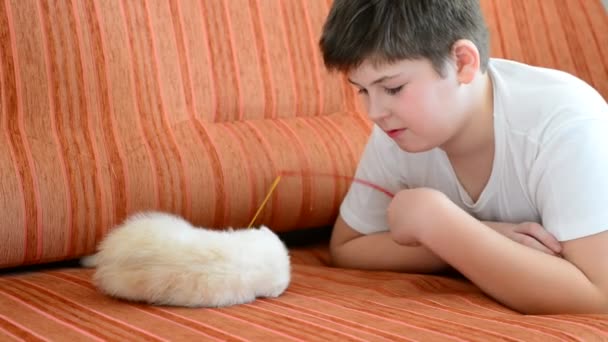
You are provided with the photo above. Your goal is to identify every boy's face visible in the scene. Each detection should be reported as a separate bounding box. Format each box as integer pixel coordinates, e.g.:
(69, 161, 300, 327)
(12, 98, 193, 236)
(348, 58, 467, 153)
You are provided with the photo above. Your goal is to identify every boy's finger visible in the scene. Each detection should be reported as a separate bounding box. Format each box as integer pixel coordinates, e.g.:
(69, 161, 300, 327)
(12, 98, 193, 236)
(517, 234, 557, 256)
(518, 223, 562, 253)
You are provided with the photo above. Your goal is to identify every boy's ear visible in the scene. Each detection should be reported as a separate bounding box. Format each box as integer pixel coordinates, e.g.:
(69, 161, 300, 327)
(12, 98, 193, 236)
(451, 39, 480, 84)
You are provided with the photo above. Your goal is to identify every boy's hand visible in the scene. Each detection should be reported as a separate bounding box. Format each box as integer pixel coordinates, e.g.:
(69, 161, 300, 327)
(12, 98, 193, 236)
(387, 188, 450, 247)
(483, 221, 562, 256)
(387, 189, 563, 257)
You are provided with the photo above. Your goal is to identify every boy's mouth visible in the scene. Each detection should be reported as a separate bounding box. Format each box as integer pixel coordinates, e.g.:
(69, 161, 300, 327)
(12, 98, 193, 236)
(386, 128, 406, 138)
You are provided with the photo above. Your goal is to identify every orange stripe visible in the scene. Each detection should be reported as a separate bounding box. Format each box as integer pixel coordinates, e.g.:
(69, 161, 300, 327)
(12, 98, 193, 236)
(170, 0, 224, 225)
(195, 0, 218, 122)
(351, 111, 373, 135)
(3, 0, 43, 264)
(539, 1, 577, 74)
(557, 1, 592, 83)
(118, 0, 160, 209)
(300, 3, 323, 116)
(199, 0, 239, 122)
(499, 0, 525, 61)
(231, 123, 276, 226)
(0, 313, 48, 342)
(36, 0, 74, 257)
(566, 0, 608, 94)
(220, 0, 244, 121)
(169, 0, 194, 120)
(288, 289, 470, 342)
(132, 0, 178, 212)
(320, 115, 357, 168)
(249, 0, 276, 119)
(0, 1, 27, 267)
(7, 279, 166, 341)
(307, 116, 355, 204)
(52, 0, 102, 255)
(277, 1, 300, 117)
(192, 120, 226, 227)
(38, 0, 106, 256)
(291, 276, 522, 341)
(0, 287, 105, 341)
(510, 0, 537, 65)
(245, 303, 370, 342)
(479, 0, 502, 58)
(488, 0, 507, 58)
(370, 297, 574, 341)
(54, 271, 247, 341)
(456, 296, 515, 315)
(47, 272, 231, 341)
(140, 307, 248, 342)
(65, 0, 103, 255)
(263, 299, 413, 342)
(53, 271, 257, 341)
(298, 118, 340, 220)
(525, 0, 557, 68)
(143, 0, 189, 215)
(89, 0, 129, 228)
(242, 121, 281, 225)
(222, 122, 256, 225)
(256, 301, 398, 342)
(210, 308, 306, 341)
(168, 0, 196, 219)
(272, 119, 312, 225)
(448, 297, 583, 340)
(291, 274, 581, 341)
(285, 2, 319, 117)
(71, 0, 108, 251)
(581, 0, 608, 68)
(536, 315, 608, 336)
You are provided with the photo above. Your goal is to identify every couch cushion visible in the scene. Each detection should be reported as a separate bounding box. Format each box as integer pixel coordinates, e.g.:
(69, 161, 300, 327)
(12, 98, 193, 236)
(0, 246, 606, 341)
(0, 0, 369, 268)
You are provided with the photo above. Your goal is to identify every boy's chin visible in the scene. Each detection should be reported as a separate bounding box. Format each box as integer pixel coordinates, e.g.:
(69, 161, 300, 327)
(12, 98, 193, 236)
(394, 139, 437, 154)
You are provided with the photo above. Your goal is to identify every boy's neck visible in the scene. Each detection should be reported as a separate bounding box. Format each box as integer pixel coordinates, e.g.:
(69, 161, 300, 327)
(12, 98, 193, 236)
(441, 71, 495, 160)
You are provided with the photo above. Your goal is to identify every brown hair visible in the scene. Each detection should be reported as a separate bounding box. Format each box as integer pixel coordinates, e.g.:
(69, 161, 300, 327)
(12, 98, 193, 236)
(319, 0, 490, 77)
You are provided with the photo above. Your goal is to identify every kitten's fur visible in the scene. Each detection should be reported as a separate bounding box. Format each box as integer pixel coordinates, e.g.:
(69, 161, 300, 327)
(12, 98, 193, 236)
(81, 212, 291, 307)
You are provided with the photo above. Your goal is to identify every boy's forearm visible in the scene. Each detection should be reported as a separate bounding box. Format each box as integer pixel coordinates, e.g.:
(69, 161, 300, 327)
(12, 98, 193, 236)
(331, 232, 448, 273)
(419, 204, 608, 314)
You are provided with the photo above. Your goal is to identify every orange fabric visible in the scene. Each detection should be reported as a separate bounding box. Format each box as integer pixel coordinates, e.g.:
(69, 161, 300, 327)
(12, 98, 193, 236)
(0, 249, 606, 341)
(0, 0, 606, 268)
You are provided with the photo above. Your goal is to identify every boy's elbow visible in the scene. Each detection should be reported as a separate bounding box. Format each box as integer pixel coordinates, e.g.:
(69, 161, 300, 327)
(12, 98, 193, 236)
(596, 286, 608, 314)
(328, 243, 348, 268)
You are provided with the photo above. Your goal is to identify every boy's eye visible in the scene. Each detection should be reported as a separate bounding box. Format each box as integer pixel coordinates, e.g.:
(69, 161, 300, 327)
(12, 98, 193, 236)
(385, 85, 403, 95)
(357, 88, 368, 95)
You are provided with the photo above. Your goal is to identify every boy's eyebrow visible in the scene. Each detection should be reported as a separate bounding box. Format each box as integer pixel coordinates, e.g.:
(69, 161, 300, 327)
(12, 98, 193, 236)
(348, 73, 404, 87)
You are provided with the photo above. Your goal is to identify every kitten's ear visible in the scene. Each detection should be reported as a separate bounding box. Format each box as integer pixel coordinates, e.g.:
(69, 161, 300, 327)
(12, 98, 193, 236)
(259, 225, 272, 233)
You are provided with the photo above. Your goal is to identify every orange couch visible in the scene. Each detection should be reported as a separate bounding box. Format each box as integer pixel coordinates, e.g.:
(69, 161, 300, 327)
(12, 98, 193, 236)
(0, 1, 607, 340)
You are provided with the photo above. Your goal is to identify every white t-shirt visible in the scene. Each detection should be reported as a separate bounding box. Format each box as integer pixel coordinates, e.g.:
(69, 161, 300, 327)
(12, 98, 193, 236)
(340, 58, 608, 242)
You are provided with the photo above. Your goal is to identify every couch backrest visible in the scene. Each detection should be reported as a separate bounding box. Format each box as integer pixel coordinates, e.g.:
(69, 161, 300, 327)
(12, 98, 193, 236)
(0, 0, 606, 268)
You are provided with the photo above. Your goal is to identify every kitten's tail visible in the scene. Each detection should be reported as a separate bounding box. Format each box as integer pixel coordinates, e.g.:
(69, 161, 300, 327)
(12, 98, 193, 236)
(80, 254, 99, 268)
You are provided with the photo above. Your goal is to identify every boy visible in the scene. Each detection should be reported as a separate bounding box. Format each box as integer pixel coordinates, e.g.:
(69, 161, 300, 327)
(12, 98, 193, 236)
(319, 0, 608, 314)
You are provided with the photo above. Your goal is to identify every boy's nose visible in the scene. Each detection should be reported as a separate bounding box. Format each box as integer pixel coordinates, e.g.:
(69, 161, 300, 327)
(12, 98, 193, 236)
(367, 100, 389, 121)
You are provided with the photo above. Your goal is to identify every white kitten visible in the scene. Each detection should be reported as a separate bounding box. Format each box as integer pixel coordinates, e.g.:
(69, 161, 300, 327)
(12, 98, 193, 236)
(81, 212, 291, 307)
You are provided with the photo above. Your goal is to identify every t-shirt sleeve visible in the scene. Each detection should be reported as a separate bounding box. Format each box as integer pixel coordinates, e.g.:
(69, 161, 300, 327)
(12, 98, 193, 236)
(340, 125, 405, 235)
(530, 116, 608, 241)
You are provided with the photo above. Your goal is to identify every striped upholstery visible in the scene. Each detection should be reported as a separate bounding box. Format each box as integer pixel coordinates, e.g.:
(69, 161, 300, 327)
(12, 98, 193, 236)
(0, 250, 607, 340)
(1, 0, 607, 268)
(0, 0, 607, 339)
